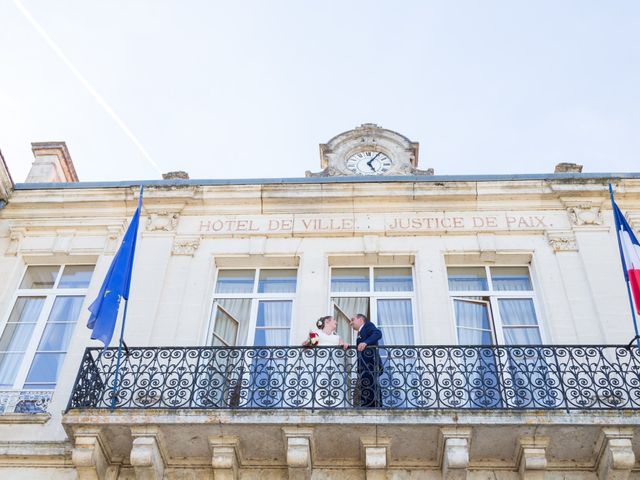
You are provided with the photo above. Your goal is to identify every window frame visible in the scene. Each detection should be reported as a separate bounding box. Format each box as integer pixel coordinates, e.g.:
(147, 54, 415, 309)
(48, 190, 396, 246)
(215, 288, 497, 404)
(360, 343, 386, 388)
(0, 264, 93, 392)
(447, 265, 545, 345)
(329, 266, 417, 344)
(208, 267, 299, 346)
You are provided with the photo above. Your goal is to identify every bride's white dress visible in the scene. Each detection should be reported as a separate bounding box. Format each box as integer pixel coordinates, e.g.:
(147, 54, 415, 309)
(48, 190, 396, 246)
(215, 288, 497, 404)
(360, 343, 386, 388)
(310, 330, 346, 408)
(315, 330, 341, 346)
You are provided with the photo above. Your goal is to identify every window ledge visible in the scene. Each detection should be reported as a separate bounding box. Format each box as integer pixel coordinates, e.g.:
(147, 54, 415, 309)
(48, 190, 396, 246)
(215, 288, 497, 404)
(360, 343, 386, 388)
(0, 413, 51, 424)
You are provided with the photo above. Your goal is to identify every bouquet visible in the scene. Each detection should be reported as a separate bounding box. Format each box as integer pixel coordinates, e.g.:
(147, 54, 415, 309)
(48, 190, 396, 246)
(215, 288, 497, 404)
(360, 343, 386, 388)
(302, 331, 319, 348)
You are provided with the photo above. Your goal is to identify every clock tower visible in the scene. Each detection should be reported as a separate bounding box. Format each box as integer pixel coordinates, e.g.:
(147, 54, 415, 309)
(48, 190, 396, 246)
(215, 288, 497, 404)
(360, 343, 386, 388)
(306, 123, 432, 177)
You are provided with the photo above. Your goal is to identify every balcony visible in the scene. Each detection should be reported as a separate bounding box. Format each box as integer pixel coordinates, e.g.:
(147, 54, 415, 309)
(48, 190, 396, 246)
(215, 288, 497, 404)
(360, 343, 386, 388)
(62, 345, 640, 478)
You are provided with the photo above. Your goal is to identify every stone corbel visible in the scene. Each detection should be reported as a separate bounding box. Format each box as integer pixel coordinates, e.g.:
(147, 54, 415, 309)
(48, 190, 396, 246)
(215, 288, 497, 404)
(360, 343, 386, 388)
(546, 230, 578, 253)
(360, 436, 391, 480)
(438, 427, 472, 480)
(282, 427, 313, 480)
(171, 236, 201, 256)
(71, 428, 111, 480)
(209, 435, 240, 480)
(516, 436, 549, 480)
(5, 227, 25, 256)
(129, 426, 167, 480)
(595, 427, 635, 480)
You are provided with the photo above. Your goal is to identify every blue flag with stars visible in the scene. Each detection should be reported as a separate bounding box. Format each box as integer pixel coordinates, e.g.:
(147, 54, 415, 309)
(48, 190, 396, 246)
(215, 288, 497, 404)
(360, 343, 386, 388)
(87, 187, 143, 348)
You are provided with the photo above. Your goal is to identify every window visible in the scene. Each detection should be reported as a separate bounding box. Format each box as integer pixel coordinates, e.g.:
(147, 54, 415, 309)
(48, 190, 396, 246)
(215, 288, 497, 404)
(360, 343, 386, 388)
(210, 269, 297, 346)
(330, 267, 415, 344)
(0, 265, 94, 413)
(448, 266, 542, 345)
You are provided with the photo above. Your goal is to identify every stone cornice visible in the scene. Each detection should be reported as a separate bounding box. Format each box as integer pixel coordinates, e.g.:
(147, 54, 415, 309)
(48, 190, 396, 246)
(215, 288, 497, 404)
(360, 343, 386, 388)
(0, 150, 14, 203)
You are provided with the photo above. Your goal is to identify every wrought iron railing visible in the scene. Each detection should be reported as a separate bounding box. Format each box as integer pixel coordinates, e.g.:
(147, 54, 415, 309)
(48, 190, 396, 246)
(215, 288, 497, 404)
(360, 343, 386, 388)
(67, 345, 640, 411)
(0, 389, 53, 414)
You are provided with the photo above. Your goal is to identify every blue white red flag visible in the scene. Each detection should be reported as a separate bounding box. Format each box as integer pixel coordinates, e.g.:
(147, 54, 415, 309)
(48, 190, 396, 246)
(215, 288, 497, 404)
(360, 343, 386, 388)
(612, 201, 640, 314)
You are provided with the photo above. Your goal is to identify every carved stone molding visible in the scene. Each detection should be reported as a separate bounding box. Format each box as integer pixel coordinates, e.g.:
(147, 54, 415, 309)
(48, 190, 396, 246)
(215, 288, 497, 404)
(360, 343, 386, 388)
(5, 227, 25, 256)
(568, 205, 603, 227)
(282, 427, 313, 480)
(71, 428, 111, 480)
(360, 436, 391, 480)
(626, 212, 640, 232)
(546, 231, 578, 252)
(439, 427, 471, 480)
(209, 435, 240, 480)
(129, 426, 166, 480)
(595, 427, 635, 480)
(171, 236, 200, 256)
(145, 212, 179, 232)
(516, 436, 549, 480)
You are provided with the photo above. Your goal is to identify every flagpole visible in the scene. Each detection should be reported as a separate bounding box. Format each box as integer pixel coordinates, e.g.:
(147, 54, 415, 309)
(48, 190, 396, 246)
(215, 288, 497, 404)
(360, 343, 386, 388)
(608, 184, 640, 349)
(110, 298, 130, 409)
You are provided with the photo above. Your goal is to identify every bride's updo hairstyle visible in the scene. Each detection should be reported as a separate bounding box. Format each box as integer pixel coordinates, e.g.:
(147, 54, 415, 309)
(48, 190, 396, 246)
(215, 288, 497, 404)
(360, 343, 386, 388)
(316, 316, 332, 330)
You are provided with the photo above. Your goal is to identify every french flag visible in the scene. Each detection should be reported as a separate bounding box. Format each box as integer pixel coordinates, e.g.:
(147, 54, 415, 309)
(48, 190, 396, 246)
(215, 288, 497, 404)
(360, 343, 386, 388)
(613, 201, 640, 314)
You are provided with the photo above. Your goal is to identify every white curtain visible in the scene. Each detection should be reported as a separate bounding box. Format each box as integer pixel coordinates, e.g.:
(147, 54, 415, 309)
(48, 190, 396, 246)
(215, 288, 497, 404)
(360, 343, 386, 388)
(214, 298, 251, 346)
(257, 269, 297, 293)
(0, 297, 45, 387)
(491, 267, 532, 291)
(453, 299, 492, 345)
(498, 299, 541, 345)
(377, 299, 414, 344)
(256, 301, 291, 346)
(333, 297, 369, 342)
(373, 268, 413, 292)
(331, 268, 369, 292)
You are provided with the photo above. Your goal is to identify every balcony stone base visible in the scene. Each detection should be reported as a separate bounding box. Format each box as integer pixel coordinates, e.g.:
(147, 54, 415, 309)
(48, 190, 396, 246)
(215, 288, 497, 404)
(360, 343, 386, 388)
(58, 409, 640, 480)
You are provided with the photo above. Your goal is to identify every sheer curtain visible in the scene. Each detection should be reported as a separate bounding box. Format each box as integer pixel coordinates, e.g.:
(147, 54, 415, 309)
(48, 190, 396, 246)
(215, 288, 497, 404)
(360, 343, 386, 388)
(377, 299, 414, 344)
(213, 298, 251, 346)
(255, 301, 291, 346)
(498, 299, 541, 345)
(333, 297, 369, 342)
(453, 299, 492, 345)
(0, 297, 45, 388)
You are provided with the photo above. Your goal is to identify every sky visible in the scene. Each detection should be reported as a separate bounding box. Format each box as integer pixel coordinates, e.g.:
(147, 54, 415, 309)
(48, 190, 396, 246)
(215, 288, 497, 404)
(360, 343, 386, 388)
(1, 1, 639, 183)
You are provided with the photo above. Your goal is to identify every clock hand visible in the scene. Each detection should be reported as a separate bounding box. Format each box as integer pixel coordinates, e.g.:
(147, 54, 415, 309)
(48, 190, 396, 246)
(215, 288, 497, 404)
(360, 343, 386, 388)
(367, 153, 382, 170)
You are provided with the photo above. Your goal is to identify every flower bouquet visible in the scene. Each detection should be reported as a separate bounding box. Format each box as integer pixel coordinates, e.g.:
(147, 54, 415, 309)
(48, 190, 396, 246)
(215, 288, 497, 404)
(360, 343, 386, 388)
(302, 331, 319, 348)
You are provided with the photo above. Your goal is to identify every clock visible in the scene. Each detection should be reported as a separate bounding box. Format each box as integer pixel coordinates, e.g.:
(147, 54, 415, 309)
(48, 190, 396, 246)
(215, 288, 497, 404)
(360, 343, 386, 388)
(345, 151, 393, 175)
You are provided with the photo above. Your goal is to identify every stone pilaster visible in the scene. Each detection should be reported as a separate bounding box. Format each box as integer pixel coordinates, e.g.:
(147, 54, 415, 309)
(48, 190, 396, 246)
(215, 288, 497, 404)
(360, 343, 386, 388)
(282, 427, 313, 480)
(71, 428, 110, 480)
(439, 427, 471, 480)
(209, 435, 240, 480)
(516, 436, 549, 480)
(129, 427, 166, 480)
(360, 436, 391, 480)
(596, 428, 635, 480)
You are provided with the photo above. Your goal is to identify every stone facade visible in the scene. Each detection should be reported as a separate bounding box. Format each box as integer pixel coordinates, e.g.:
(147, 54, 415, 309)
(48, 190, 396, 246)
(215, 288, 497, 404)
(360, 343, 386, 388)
(1, 133, 640, 479)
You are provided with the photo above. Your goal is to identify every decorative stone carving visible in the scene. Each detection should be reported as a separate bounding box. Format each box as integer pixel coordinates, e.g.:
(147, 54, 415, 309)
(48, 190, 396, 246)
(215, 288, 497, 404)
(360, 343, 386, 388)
(282, 427, 313, 480)
(626, 212, 640, 232)
(104, 227, 122, 255)
(439, 427, 471, 480)
(360, 436, 391, 480)
(5, 227, 25, 256)
(209, 436, 239, 480)
(145, 212, 179, 232)
(129, 427, 166, 480)
(595, 428, 635, 480)
(546, 231, 578, 252)
(516, 436, 549, 480)
(568, 205, 603, 226)
(171, 236, 200, 256)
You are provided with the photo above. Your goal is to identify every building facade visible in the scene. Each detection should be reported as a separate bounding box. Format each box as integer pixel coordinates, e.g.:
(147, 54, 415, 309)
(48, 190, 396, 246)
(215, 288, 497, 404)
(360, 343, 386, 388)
(1, 125, 640, 479)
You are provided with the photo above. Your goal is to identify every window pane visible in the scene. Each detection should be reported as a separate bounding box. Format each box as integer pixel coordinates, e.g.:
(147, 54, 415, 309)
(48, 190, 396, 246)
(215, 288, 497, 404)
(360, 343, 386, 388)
(215, 270, 255, 294)
(48, 296, 84, 323)
(212, 307, 239, 346)
(374, 268, 413, 292)
(0, 297, 45, 351)
(58, 265, 94, 288)
(0, 353, 24, 387)
(503, 327, 542, 345)
(377, 299, 414, 344)
(447, 267, 488, 291)
(498, 299, 538, 326)
(254, 301, 291, 346)
(331, 268, 369, 292)
(24, 353, 66, 385)
(457, 327, 493, 345)
(38, 323, 77, 351)
(257, 269, 297, 293)
(453, 299, 491, 330)
(491, 267, 532, 291)
(19, 266, 59, 289)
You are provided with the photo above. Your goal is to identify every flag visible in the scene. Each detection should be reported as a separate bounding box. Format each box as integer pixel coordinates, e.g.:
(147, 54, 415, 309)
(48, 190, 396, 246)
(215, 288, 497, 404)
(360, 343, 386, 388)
(87, 187, 143, 347)
(612, 200, 640, 314)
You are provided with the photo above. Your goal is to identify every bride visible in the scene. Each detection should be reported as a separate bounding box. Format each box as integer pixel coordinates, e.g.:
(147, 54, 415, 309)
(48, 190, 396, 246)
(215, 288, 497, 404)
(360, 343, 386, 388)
(302, 316, 349, 408)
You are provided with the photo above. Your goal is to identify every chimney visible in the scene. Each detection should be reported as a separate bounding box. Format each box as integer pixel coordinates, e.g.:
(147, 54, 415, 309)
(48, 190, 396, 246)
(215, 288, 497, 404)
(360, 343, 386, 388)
(554, 162, 583, 174)
(26, 142, 79, 183)
(162, 171, 189, 180)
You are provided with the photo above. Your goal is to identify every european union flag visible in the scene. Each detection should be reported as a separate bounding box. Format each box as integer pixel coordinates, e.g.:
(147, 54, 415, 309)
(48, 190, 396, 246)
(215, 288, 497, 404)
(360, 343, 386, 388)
(87, 187, 143, 348)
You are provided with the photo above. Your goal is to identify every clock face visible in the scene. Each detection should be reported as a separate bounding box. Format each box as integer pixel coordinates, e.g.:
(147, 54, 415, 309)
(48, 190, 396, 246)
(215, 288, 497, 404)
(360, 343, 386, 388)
(345, 151, 393, 175)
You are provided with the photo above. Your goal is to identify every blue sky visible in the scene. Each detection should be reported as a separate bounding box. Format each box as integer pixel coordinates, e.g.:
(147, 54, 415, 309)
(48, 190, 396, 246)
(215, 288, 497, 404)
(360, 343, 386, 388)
(1, 1, 639, 182)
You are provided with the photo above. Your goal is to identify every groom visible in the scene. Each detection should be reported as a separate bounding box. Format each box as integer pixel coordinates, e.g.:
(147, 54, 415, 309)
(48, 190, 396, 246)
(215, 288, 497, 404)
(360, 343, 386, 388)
(349, 313, 383, 408)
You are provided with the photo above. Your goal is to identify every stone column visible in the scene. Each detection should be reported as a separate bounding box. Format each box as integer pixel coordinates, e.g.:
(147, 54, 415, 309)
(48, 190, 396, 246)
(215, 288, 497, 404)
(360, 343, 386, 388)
(360, 436, 391, 480)
(596, 428, 635, 480)
(129, 427, 166, 480)
(516, 436, 549, 480)
(439, 427, 471, 480)
(282, 427, 313, 480)
(71, 428, 110, 480)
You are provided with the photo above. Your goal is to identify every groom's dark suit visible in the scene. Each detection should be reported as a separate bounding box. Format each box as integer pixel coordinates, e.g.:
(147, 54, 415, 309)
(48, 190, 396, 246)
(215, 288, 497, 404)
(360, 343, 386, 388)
(356, 321, 383, 408)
